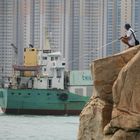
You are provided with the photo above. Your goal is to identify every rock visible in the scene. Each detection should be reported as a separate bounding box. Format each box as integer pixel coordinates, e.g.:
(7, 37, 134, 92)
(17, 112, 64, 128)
(103, 123, 118, 135)
(108, 129, 140, 140)
(91, 46, 140, 103)
(111, 49, 140, 131)
(78, 46, 140, 140)
(77, 97, 112, 140)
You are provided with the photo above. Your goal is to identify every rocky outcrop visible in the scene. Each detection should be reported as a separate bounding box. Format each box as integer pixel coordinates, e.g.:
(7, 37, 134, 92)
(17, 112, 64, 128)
(78, 45, 140, 140)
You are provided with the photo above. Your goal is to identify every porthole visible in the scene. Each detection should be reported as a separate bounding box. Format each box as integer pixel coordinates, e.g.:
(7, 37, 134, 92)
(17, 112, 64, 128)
(11, 92, 15, 95)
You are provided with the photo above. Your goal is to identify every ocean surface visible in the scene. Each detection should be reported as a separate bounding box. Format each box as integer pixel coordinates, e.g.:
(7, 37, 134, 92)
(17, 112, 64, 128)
(0, 109, 79, 140)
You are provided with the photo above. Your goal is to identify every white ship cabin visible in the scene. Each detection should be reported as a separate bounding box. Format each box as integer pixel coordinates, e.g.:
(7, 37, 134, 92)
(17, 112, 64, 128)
(34, 50, 66, 89)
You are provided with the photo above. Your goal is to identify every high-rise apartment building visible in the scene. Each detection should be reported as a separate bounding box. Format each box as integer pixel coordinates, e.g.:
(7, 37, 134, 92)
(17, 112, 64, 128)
(15, 0, 31, 65)
(9, 0, 66, 63)
(69, 0, 140, 70)
(133, 0, 140, 38)
(65, 0, 125, 70)
(65, 1, 116, 70)
(25, 0, 65, 53)
(30, 0, 45, 50)
(0, 0, 17, 86)
(1, 0, 140, 85)
(81, 0, 102, 69)
(102, 0, 121, 57)
(65, 0, 81, 70)
(0, 0, 66, 86)
(45, 0, 65, 53)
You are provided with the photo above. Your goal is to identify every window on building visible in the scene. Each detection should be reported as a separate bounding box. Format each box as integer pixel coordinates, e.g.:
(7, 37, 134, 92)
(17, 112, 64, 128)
(51, 57, 54, 61)
(55, 57, 58, 60)
(62, 63, 65, 66)
(48, 79, 52, 88)
(43, 57, 47, 60)
(56, 69, 61, 78)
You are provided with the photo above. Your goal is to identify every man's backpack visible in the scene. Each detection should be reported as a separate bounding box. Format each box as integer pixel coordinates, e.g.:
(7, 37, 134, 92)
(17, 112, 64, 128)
(130, 30, 139, 45)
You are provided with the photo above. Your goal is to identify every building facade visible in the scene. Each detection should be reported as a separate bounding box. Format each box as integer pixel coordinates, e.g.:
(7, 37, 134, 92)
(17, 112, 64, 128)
(65, 0, 122, 70)
(101, 0, 121, 57)
(0, 0, 17, 86)
(1, 0, 140, 86)
(68, 70, 93, 97)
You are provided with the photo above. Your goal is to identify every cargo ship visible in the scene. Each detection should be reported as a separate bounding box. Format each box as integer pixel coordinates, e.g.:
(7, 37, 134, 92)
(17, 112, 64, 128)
(0, 48, 89, 115)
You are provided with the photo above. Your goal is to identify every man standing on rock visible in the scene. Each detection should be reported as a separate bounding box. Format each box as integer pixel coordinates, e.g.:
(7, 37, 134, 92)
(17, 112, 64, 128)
(119, 23, 136, 48)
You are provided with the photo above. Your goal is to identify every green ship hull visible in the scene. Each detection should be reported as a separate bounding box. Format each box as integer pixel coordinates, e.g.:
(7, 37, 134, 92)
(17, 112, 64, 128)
(0, 88, 89, 115)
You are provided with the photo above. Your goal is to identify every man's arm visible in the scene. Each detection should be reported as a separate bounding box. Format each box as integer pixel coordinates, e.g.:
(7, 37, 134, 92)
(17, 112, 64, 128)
(119, 35, 130, 40)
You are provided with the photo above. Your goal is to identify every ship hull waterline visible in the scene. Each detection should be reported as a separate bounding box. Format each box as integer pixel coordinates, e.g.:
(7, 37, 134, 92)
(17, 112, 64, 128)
(0, 88, 89, 115)
(1, 108, 81, 115)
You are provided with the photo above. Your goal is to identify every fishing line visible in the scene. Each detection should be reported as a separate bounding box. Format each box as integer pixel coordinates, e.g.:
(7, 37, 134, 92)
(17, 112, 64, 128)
(68, 39, 119, 65)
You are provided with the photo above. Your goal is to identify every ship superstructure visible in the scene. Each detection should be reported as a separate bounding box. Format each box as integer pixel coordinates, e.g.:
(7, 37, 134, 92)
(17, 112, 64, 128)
(13, 48, 66, 90)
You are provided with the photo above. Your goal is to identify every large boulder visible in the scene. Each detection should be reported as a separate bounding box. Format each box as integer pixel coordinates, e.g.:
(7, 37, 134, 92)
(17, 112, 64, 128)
(110, 49, 140, 130)
(91, 46, 140, 103)
(105, 129, 140, 140)
(78, 97, 112, 140)
(78, 45, 140, 140)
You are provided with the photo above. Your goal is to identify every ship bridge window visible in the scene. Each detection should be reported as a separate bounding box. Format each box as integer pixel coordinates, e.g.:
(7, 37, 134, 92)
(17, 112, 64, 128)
(43, 57, 47, 60)
(51, 57, 54, 61)
(55, 57, 58, 60)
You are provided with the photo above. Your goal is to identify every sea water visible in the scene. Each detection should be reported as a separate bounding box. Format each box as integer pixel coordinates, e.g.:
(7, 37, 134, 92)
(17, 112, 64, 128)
(0, 110, 79, 140)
